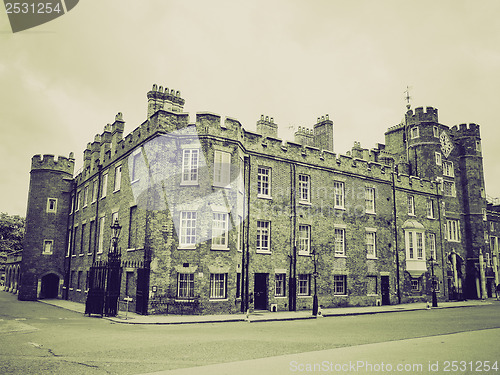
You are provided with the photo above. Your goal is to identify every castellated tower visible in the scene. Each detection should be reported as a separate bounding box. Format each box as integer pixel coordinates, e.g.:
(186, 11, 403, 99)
(313, 115, 333, 152)
(18, 154, 75, 301)
(451, 123, 487, 299)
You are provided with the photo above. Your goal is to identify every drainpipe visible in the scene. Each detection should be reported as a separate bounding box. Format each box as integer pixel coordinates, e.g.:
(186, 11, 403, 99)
(391, 171, 401, 304)
(92, 164, 102, 264)
(436, 182, 447, 299)
(289, 163, 297, 311)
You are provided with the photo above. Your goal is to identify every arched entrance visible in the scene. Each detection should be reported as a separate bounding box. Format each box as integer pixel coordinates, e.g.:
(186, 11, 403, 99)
(40, 273, 59, 299)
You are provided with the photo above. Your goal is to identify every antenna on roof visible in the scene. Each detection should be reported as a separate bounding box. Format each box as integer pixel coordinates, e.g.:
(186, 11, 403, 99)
(404, 86, 412, 110)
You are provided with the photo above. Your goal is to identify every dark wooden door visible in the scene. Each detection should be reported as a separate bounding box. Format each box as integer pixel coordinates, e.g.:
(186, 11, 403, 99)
(135, 267, 150, 315)
(254, 273, 267, 310)
(381, 276, 390, 305)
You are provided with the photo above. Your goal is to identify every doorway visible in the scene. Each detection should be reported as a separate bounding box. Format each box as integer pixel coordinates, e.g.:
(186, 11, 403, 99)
(40, 273, 59, 299)
(254, 273, 268, 310)
(381, 276, 390, 305)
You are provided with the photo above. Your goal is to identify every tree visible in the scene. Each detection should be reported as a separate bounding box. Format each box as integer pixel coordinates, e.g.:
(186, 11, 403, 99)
(0, 213, 25, 253)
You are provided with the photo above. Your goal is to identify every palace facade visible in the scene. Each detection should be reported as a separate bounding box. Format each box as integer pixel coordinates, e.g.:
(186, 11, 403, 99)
(17, 84, 500, 315)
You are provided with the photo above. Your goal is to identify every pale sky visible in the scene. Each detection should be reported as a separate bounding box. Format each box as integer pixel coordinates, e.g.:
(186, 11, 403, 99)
(1, 0, 499, 217)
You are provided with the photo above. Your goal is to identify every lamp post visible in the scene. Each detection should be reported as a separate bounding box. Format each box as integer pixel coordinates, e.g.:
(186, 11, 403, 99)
(429, 255, 438, 308)
(110, 218, 122, 254)
(312, 247, 319, 316)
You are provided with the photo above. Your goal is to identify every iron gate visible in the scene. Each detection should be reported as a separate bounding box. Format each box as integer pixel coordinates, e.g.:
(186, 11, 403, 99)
(85, 251, 122, 317)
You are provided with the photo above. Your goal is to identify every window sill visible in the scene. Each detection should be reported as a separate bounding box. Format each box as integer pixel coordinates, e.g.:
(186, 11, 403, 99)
(76, 289, 82, 292)
(367, 294, 379, 297)
(42, 252, 53, 256)
(69, 288, 74, 291)
(79, 254, 84, 257)
(209, 298, 228, 302)
(365, 211, 376, 215)
(257, 195, 272, 200)
(113, 189, 120, 194)
(367, 256, 378, 260)
(274, 296, 287, 299)
(178, 246, 196, 250)
(299, 201, 311, 206)
(298, 295, 312, 298)
(298, 252, 311, 257)
(180, 182, 199, 187)
(212, 183, 231, 189)
(334, 206, 346, 210)
(127, 247, 144, 252)
(335, 254, 347, 258)
(71, 255, 76, 258)
(131, 179, 140, 185)
(256, 250, 272, 255)
(211, 247, 230, 251)
(333, 294, 348, 297)
(88, 252, 92, 256)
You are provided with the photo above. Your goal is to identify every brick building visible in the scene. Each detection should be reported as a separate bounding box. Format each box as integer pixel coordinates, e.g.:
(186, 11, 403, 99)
(18, 84, 500, 314)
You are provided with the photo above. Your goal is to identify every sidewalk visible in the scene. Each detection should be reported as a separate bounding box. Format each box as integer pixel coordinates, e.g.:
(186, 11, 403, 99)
(38, 298, 494, 325)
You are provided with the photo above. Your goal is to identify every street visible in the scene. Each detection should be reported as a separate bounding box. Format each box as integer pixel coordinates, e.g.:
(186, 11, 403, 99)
(0, 291, 499, 375)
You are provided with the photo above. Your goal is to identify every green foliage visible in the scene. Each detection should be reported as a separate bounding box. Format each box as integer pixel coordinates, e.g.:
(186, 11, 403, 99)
(0, 213, 25, 253)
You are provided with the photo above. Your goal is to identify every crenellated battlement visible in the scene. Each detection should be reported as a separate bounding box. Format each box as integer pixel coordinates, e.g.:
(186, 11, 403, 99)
(451, 123, 480, 137)
(31, 153, 75, 175)
(405, 106, 438, 125)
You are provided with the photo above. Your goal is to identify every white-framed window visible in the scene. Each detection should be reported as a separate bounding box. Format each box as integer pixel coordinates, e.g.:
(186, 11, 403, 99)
(483, 209, 487, 222)
(212, 212, 228, 249)
(367, 276, 377, 295)
(66, 229, 72, 257)
(114, 165, 122, 192)
(257, 167, 271, 197)
(213, 150, 231, 187)
(298, 225, 311, 256)
(238, 157, 245, 193)
(435, 152, 442, 166)
(333, 275, 347, 295)
(365, 187, 375, 213)
(433, 126, 439, 137)
(92, 180, 98, 203)
(426, 199, 435, 219)
(128, 206, 139, 249)
(490, 222, 495, 232)
(237, 215, 243, 252)
(97, 216, 105, 254)
(366, 231, 376, 259)
(42, 240, 53, 255)
(443, 161, 454, 177)
(180, 211, 197, 247)
(406, 230, 425, 260)
(490, 236, 498, 253)
(443, 181, 455, 197)
(80, 223, 86, 255)
(484, 252, 491, 267)
(101, 173, 108, 198)
(83, 185, 89, 207)
(297, 274, 310, 296)
(411, 278, 420, 291)
(275, 273, 286, 297)
(334, 181, 345, 209)
(256, 220, 270, 253)
(408, 196, 415, 216)
(210, 273, 227, 299)
(410, 126, 419, 139)
(334, 227, 345, 256)
(298, 174, 310, 203)
(446, 219, 460, 242)
(46, 198, 58, 213)
(181, 149, 199, 184)
(76, 191, 81, 211)
(177, 273, 195, 299)
(131, 151, 142, 182)
(428, 233, 436, 259)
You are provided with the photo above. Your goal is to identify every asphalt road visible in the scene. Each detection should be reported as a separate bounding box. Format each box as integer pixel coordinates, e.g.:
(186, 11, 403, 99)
(1, 291, 499, 375)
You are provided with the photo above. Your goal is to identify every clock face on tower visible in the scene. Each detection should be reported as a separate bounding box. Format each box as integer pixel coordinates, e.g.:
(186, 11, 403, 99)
(440, 131, 454, 158)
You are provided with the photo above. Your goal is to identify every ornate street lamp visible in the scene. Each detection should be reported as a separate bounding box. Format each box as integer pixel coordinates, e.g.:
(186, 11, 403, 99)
(110, 218, 122, 254)
(428, 255, 438, 308)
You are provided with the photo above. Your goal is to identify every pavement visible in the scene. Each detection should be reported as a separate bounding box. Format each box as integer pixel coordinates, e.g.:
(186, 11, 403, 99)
(38, 298, 494, 325)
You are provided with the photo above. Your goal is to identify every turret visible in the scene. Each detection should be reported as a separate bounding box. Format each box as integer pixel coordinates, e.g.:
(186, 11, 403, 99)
(18, 153, 75, 301)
